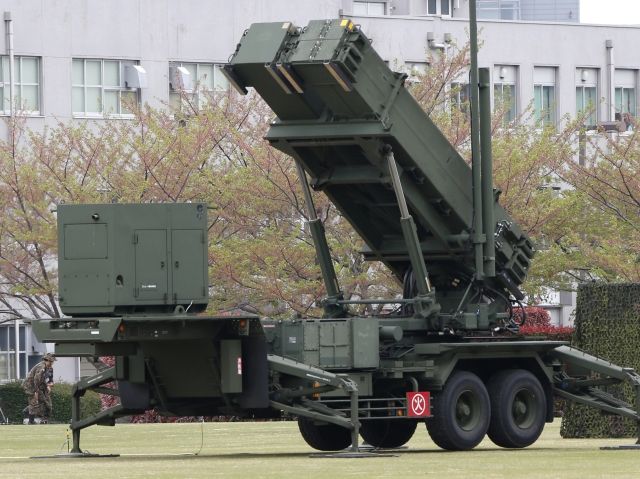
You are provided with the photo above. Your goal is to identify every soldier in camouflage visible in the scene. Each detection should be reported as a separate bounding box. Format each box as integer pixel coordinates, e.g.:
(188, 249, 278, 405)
(23, 353, 56, 424)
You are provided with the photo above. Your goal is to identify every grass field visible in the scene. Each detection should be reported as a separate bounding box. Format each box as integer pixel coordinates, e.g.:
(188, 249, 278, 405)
(0, 420, 638, 479)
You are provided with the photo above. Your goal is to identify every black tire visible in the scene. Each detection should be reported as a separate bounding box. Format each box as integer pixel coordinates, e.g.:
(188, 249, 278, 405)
(486, 369, 547, 448)
(360, 419, 417, 448)
(297, 417, 352, 451)
(426, 371, 490, 451)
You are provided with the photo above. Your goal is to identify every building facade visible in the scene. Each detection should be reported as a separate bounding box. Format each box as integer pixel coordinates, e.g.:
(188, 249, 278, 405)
(0, 0, 637, 382)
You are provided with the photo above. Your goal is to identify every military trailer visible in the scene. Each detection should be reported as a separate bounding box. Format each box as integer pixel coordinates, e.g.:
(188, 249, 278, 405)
(33, 12, 640, 455)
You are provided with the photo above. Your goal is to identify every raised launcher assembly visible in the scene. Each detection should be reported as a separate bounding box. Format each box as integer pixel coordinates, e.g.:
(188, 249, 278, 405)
(224, 19, 533, 332)
(34, 16, 640, 456)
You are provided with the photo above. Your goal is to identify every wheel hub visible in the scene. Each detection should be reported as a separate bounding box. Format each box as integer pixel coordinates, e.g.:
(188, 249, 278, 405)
(512, 389, 536, 429)
(455, 390, 480, 431)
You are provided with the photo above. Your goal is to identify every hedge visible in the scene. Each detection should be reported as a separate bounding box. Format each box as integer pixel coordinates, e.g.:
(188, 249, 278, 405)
(560, 283, 640, 438)
(0, 381, 101, 424)
(516, 306, 574, 341)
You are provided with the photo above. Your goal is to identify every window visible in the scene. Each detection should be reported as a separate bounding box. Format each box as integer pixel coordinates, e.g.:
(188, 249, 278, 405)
(0, 56, 41, 115)
(169, 62, 229, 111)
(0, 324, 27, 381)
(477, 0, 521, 20)
(404, 62, 428, 84)
(451, 81, 470, 114)
(427, 0, 452, 16)
(494, 65, 517, 125)
(354, 1, 386, 15)
(576, 68, 598, 126)
(615, 69, 637, 122)
(533, 67, 557, 126)
(72, 59, 140, 117)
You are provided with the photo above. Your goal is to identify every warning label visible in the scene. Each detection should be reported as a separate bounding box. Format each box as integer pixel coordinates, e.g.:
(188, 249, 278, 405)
(406, 391, 431, 417)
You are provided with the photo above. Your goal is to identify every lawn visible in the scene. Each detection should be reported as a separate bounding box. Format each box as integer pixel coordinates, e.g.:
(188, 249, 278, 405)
(0, 420, 638, 479)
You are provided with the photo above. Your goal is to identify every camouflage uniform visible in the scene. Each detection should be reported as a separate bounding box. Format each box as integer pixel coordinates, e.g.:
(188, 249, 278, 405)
(23, 354, 55, 422)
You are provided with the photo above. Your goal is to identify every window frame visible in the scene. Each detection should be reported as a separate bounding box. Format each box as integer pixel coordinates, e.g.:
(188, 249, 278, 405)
(450, 81, 470, 114)
(169, 61, 229, 112)
(477, 0, 521, 20)
(0, 324, 27, 381)
(0, 55, 42, 116)
(403, 61, 428, 84)
(575, 68, 599, 126)
(614, 69, 637, 118)
(615, 86, 636, 117)
(353, 1, 387, 15)
(533, 66, 557, 127)
(493, 65, 518, 126)
(534, 85, 556, 126)
(72, 58, 140, 119)
(427, 0, 452, 16)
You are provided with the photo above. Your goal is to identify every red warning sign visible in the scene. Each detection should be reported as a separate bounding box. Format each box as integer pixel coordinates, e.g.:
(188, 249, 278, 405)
(406, 391, 431, 417)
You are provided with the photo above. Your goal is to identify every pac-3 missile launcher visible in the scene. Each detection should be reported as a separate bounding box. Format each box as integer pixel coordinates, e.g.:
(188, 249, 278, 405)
(33, 14, 640, 456)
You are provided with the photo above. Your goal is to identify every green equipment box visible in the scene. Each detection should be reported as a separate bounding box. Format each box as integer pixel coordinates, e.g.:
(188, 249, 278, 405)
(263, 317, 380, 369)
(57, 203, 209, 316)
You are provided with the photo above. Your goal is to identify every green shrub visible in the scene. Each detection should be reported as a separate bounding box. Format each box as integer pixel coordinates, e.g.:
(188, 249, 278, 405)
(0, 381, 102, 424)
(0, 381, 27, 423)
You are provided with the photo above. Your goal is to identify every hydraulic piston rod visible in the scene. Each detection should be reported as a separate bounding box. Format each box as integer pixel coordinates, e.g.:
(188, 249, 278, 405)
(294, 159, 345, 317)
(385, 147, 432, 295)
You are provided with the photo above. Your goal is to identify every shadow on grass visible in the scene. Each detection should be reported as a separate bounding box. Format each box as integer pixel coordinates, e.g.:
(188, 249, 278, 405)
(17, 445, 550, 462)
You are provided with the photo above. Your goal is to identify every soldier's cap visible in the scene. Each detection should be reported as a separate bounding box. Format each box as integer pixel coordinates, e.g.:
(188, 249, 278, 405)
(43, 353, 56, 362)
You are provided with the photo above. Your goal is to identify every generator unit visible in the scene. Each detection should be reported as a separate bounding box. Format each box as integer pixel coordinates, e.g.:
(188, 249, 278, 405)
(57, 203, 208, 315)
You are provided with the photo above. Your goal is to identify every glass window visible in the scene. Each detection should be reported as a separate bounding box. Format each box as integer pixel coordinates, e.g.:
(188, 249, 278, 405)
(169, 62, 229, 112)
(353, 1, 385, 15)
(533, 67, 556, 126)
(404, 61, 428, 84)
(0, 353, 8, 382)
(0, 324, 26, 380)
(494, 84, 516, 124)
(534, 85, 555, 126)
(427, 0, 451, 15)
(478, 0, 520, 20)
(86, 60, 101, 86)
(213, 67, 229, 92)
(615, 69, 637, 127)
(0, 56, 41, 114)
(368, 2, 385, 15)
(451, 81, 470, 114)
(576, 68, 598, 126)
(494, 65, 518, 125)
(441, 0, 450, 16)
(615, 88, 636, 117)
(72, 58, 140, 117)
(354, 2, 368, 15)
(576, 86, 597, 125)
(103, 61, 120, 87)
(21, 57, 38, 84)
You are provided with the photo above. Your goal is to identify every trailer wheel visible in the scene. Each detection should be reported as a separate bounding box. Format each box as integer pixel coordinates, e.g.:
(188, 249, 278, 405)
(426, 371, 490, 450)
(486, 369, 546, 448)
(360, 419, 417, 448)
(297, 417, 352, 451)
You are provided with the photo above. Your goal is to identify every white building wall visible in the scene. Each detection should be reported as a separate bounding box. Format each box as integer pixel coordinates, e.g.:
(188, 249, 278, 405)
(1, 1, 636, 132)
